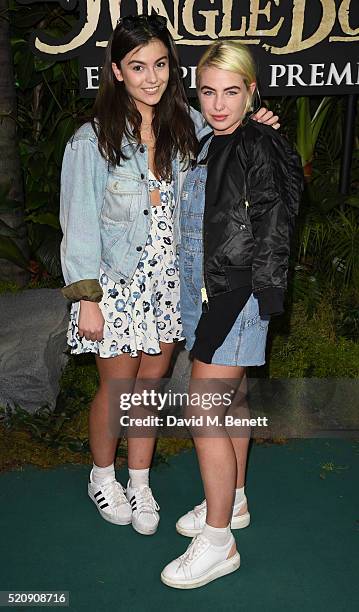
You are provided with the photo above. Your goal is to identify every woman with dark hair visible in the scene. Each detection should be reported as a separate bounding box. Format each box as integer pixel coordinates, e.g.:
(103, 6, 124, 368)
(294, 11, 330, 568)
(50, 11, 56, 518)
(60, 15, 278, 537)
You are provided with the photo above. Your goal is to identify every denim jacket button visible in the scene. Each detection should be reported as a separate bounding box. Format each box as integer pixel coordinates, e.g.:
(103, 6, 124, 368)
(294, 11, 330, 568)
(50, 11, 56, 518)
(143, 209, 149, 215)
(136, 246, 142, 252)
(140, 173, 145, 179)
(139, 146, 145, 153)
(120, 279, 125, 285)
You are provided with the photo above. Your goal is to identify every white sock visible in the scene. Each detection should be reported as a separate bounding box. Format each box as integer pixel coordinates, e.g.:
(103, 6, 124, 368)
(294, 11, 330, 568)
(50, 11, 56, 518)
(128, 467, 149, 489)
(202, 522, 232, 547)
(234, 486, 246, 508)
(91, 462, 115, 484)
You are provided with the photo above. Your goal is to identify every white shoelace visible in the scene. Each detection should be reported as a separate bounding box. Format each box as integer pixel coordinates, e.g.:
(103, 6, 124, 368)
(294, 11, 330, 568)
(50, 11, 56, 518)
(178, 535, 208, 568)
(135, 486, 160, 515)
(101, 480, 129, 507)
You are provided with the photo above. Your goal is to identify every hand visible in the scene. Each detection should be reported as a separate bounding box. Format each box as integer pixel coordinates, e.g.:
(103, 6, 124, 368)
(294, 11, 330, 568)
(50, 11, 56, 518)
(252, 107, 280, 130)
(78, 300, 105, 341)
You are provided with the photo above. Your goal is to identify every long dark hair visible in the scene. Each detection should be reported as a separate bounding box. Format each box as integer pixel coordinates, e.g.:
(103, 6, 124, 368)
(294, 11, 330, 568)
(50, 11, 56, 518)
(92, 14, 197, 178)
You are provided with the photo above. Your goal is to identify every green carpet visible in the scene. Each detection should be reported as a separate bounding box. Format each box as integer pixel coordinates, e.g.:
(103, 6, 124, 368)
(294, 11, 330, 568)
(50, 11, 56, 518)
(1, 439, 358, 611)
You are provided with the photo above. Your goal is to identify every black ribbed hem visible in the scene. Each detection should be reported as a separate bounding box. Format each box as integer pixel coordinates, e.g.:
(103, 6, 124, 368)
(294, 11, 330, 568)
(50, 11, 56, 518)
(190, 342, 214, 365)
(254, 287, 284, 316)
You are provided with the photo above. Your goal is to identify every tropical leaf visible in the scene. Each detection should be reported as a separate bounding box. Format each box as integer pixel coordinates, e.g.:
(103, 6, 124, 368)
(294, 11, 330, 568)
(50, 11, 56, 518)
(25, 190, 50, 211)
(53, 115, 76, 166)
(34, 227, 62, 277)
(26, 212, 60, 229)
(0, 219, 18, 237)
(291, 266, 324, 317)
(346, 195, 359, 208)
(0, 237, 29, 268)
(296, 96, 333, 170)
(327, 210, 359, 289)
(14, 43, 35, 89)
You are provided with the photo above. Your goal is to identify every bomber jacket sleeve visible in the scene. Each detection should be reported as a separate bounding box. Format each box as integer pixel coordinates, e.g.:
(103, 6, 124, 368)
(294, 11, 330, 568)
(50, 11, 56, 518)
(246, 132, 300, 317)
(59, 132, 108, 302)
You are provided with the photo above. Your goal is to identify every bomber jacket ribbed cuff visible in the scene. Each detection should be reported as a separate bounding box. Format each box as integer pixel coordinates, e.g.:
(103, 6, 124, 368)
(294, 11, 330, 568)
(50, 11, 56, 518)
(254, 287, 285, 317)
(61, 279, 103, 303)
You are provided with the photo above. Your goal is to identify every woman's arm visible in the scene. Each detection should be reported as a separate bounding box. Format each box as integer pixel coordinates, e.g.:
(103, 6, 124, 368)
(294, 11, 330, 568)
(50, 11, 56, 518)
(59, 130, 108, 302)
(246, 132, 303, 316)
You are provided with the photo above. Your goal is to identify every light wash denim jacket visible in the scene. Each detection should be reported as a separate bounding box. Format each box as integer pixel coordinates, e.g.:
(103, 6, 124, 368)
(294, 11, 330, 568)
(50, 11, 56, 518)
(60, 106, 209, 302)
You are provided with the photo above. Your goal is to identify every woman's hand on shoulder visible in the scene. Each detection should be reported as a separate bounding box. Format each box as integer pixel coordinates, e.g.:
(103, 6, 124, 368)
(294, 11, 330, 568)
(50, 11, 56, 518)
(78, 300, 105, 341)
(252, 107, 280, 130)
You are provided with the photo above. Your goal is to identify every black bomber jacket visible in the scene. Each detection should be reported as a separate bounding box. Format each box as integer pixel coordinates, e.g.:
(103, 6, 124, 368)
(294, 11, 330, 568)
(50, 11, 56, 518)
(199, 118, 304, 317)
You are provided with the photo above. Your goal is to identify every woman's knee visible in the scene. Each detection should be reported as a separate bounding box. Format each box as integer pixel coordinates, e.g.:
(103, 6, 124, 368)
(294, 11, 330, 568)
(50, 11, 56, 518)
(137, 355, 172, 380)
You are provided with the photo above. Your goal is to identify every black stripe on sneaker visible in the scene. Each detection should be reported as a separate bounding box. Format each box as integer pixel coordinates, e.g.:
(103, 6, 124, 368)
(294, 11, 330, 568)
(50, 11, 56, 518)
(130, 496, 135, 503)
(100, 502, 109, 509)
(96, 497, 105, 504)
(94, 491, 102, 498)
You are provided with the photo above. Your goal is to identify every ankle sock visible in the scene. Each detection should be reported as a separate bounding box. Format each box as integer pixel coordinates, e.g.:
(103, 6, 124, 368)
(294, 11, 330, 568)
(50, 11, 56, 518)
(92, 462, 115, 484)
(202, 522, 232, 547)
(234, 486, 246, 508)
(128, 467, 150, 489)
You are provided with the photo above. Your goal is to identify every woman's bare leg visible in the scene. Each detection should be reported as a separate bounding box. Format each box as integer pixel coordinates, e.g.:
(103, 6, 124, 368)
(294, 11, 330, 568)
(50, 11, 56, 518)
(127, 342, 177, 469)
(226, 372, 251, 515)
(190, 359, 245, 528)
(89, 354, 141, 467)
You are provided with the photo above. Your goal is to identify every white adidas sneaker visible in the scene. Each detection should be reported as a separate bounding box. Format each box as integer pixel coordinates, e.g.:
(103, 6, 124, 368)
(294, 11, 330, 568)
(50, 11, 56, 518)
(176, 498, 250, 537)
(88, 469, 132, 525)
(126, 481, 160, 536)
(161, 533, 240, 589)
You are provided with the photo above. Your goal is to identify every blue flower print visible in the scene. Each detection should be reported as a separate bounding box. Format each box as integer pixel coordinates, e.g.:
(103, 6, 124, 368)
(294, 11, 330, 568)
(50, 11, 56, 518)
(110, 340, 118, 352)
(115, 298, 126, 311)
(108, 287, 119, 298)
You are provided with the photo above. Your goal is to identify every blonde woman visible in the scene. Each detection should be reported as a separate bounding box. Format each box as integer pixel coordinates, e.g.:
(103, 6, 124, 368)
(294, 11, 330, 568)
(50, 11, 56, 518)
(161, 41, 303, 588)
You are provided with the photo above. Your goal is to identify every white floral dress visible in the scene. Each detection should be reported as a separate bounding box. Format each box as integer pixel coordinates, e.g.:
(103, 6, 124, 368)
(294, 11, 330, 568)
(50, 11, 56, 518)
(67, 170, 183, 357)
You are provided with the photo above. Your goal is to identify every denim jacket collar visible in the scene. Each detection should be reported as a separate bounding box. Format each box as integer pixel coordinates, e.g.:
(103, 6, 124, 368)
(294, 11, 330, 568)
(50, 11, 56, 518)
(196, 131, 214, 165)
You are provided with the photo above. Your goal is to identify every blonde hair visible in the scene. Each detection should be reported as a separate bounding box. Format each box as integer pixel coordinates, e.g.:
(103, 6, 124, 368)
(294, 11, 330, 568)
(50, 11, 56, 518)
(196, 40, 258, 115)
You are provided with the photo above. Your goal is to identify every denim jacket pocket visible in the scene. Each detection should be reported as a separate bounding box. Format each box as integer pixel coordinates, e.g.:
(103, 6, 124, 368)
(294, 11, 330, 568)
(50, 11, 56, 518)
(102, 173, 142, 224)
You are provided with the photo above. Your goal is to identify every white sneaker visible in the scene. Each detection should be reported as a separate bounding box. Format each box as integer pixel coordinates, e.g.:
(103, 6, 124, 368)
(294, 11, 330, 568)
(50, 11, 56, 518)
(126, 481, 160, 535)
(161, 533, 240, 589)
(88, 469, 132, 525)
(176, 498, 250, 537)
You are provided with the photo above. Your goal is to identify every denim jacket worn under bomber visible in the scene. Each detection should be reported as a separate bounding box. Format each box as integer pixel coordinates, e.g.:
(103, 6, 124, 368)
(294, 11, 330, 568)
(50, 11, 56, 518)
(59, 106, 209, 302)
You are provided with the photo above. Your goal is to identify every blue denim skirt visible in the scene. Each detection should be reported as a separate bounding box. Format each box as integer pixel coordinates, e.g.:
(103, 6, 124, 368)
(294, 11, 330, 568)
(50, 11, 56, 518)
(180, 262, 270, 367)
